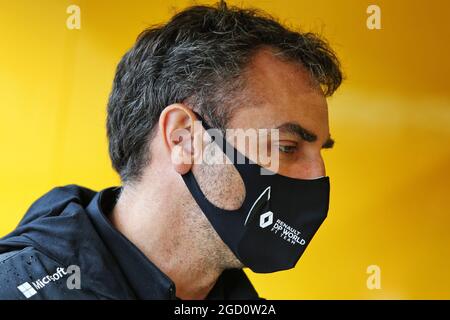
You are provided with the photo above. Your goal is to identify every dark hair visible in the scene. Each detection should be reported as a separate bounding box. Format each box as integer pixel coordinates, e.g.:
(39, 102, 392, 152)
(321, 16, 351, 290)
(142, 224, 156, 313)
(106, 1, 342, 183)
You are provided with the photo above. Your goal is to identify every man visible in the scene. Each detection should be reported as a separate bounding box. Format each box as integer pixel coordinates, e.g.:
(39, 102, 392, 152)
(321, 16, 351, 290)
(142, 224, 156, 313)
(0, 1, 342, 299)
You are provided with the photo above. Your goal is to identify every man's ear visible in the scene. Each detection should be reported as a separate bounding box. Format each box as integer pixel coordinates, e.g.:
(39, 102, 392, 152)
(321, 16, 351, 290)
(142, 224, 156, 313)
(158, 104, 201, 175)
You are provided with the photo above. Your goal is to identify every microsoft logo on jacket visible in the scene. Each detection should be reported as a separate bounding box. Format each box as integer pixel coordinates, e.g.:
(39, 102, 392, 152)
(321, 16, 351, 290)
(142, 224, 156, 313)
(17, 282, 37, 298)
(17, 267, 68, 298)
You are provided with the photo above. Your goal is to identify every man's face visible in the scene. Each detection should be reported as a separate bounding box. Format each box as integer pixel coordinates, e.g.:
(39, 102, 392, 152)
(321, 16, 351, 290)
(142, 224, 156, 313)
(190, 49, 333, 212)
(152, 48, 334, 269)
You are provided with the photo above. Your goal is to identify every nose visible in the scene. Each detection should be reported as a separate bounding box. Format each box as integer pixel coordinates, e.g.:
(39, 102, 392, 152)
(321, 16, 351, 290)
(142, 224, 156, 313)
(309, 155, 326, 179)
(291, 152, 326, 180)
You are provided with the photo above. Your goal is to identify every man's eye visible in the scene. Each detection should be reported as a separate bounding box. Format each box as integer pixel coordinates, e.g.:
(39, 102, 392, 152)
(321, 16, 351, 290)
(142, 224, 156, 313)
(278, 145, 297, 154)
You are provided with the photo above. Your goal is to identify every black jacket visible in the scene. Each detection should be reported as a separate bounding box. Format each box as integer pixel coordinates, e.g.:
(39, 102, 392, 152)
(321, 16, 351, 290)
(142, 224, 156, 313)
(0, 185, 260, 300)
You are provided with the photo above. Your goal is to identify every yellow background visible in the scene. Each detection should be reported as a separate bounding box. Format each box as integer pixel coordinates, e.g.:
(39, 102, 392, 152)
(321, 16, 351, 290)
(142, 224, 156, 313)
(1, 0, 449, 299)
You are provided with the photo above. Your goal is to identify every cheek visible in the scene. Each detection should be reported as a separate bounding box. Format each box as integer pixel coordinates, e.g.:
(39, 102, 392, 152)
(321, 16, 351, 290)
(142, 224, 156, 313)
(192, 146, 246, 211)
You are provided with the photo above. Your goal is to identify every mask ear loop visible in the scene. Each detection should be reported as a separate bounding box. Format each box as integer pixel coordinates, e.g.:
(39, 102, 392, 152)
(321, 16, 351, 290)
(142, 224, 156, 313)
(194, 112, 271, 185)
(191, 112, 275, 209)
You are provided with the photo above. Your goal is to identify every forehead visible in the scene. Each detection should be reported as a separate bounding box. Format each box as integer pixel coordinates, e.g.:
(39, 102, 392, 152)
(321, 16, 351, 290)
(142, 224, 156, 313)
(231, 48, 329, 133)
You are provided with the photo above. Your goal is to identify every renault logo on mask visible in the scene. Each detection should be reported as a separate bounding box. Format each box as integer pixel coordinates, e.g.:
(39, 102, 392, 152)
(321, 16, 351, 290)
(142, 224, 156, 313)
(259, 211, 273, 228)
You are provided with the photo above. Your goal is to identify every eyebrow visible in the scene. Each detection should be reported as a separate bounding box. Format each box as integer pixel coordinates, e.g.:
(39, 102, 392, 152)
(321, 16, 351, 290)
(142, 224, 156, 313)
(276, 122, 335, 149)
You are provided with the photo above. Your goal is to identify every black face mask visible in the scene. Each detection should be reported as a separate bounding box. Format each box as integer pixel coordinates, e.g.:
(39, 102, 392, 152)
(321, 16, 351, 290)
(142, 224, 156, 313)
(181, 116, 330, 273)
